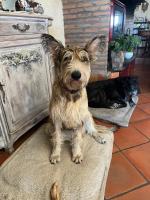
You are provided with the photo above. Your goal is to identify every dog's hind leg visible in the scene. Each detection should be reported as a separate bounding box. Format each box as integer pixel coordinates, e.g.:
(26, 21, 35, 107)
(83, 113, 107, 144)
(50, 123, 62, 164)
(72, 125, 83, 164)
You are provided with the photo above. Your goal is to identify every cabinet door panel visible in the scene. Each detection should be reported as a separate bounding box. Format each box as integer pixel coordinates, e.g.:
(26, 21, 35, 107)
(0, 44, 51, 133)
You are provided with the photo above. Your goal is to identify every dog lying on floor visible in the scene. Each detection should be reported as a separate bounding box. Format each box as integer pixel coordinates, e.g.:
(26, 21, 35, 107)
(87, 76, 140, 109)
(42, 34, 113, 164)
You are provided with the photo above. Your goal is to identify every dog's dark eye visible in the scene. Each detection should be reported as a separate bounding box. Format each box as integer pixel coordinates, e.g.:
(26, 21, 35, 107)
(63, 55, 72, 62)
(79, 50, 89, 62)
(81, 56, 89, 62)
(63, 52, 73, 62)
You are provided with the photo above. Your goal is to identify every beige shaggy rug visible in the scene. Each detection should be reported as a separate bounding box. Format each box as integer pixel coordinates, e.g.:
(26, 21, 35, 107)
(0, 124, 114, 200)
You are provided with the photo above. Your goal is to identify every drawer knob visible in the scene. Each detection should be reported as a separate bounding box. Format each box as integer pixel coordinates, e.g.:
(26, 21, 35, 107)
(12, 24, 30, 32)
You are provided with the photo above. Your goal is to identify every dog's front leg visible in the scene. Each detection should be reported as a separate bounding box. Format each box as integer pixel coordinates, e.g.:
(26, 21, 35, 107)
(83, 113, 106, 144)
(50, 122, 62, 164)
(72, 125, 83, 164)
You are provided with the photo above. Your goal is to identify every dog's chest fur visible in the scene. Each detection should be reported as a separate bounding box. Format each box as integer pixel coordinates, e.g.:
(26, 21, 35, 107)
(50, 87, 88, 129)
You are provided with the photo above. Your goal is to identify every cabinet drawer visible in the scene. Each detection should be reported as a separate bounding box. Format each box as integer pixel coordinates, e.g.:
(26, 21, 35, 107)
(0, 20, 48, 35)
(0, 14, 52, 36)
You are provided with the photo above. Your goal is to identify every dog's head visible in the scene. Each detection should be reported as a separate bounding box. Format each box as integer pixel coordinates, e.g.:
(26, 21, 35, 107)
(42, 34, 106, 92)
(127, 76, 141, 96)
(117, 76, 141, 96)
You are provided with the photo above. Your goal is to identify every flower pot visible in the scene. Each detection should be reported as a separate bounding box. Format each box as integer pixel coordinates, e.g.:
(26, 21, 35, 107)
(124, 52, 133, 60)
(111, 51, 124, 71)
(2, 0, 19, 11)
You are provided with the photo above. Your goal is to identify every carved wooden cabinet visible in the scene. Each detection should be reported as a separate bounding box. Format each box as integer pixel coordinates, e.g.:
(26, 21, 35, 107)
(0, 13, 53, 151)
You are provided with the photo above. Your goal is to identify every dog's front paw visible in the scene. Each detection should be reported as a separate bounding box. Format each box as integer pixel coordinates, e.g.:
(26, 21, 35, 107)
(110, 102, 121, 109)
(93, 135, 106, 144)
(129, 100, 136, 107)
(50, 154, 60, 164)
(72, 153, 83, 164)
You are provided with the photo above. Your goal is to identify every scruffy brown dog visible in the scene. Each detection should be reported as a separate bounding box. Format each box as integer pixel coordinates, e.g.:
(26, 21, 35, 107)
(42, 34, 108, 164)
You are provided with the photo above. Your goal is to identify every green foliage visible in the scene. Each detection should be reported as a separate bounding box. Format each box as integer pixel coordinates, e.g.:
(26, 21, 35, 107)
(109, 34, 141, 52)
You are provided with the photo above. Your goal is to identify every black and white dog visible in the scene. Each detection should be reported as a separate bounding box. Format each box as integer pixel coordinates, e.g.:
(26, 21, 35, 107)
(87, 76, 140, 109)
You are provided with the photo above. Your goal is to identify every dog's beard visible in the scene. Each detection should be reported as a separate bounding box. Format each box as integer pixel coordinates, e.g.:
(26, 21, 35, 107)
(70, 80, 82, 90)
(64, 80, 83, 91)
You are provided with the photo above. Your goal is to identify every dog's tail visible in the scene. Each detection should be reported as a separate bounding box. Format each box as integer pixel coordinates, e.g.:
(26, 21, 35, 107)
(50, 182, 60, 200)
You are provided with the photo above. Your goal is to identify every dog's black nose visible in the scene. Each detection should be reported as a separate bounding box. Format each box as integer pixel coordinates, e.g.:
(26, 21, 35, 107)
(71, 71, 81, 80)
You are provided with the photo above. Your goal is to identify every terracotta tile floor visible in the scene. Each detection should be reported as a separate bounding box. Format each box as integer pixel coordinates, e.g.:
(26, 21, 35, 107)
(105, 153, 146, 199)
(130, 107, 149, 122)
(134, 119, 150, 139)
(138, 103, 150, 115)
(104, 93, 150, 200)
(112, 185, 150, 200)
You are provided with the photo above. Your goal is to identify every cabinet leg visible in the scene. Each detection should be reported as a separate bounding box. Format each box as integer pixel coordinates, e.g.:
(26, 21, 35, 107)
(5, 142, 14, 154)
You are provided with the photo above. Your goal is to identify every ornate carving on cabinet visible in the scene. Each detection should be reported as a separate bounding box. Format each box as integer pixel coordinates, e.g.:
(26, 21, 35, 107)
(0, 49, 42, 70)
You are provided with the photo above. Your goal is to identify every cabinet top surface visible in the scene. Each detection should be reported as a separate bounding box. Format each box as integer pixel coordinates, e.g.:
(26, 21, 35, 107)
(0, 11, 53, 21)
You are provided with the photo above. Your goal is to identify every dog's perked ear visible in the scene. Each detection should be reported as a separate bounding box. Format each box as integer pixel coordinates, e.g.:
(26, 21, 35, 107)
(41, 34, 64, 66)
(85, 35, 107, 61)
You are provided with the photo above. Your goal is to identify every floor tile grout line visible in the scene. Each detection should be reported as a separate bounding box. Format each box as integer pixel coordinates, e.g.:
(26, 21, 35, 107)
(113, 136, 150, 154)
(138, 102, 150, 105)
(113, 141, 150, 181)
(121, 151, 149, 182)
(114, 140, 150, 152)
(112, 142, 150, 155)
(131, 115, 150, 123)
(131, 117, 150, 124)
(139, 98, 150, 104)
(136, 106, 150, 116)
(138, 101, 150, 105)
(142, 94, 150, 99)
(108, 150, 150, 199)
(133, 126, 150, 141)
(137, 96, 150, 104)
(112, 149, 120, 154)
(113, 142, 121, 154)
(106, 182, 150, 200)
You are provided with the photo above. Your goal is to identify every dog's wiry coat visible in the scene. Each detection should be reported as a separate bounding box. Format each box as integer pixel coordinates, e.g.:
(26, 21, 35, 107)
(42, 34, 108, 164)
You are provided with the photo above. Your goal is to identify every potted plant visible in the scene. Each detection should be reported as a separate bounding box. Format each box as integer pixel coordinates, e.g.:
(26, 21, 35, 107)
(109, 35, 125, 71)
(109, 34, 141, 71)
(123, 35, 141, 60)
(109, 34, 141, 60)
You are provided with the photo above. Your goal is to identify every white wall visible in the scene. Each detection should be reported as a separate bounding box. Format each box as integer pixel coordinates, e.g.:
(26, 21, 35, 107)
(134, 0, 150, 21)
(38, 0, 65, 44)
